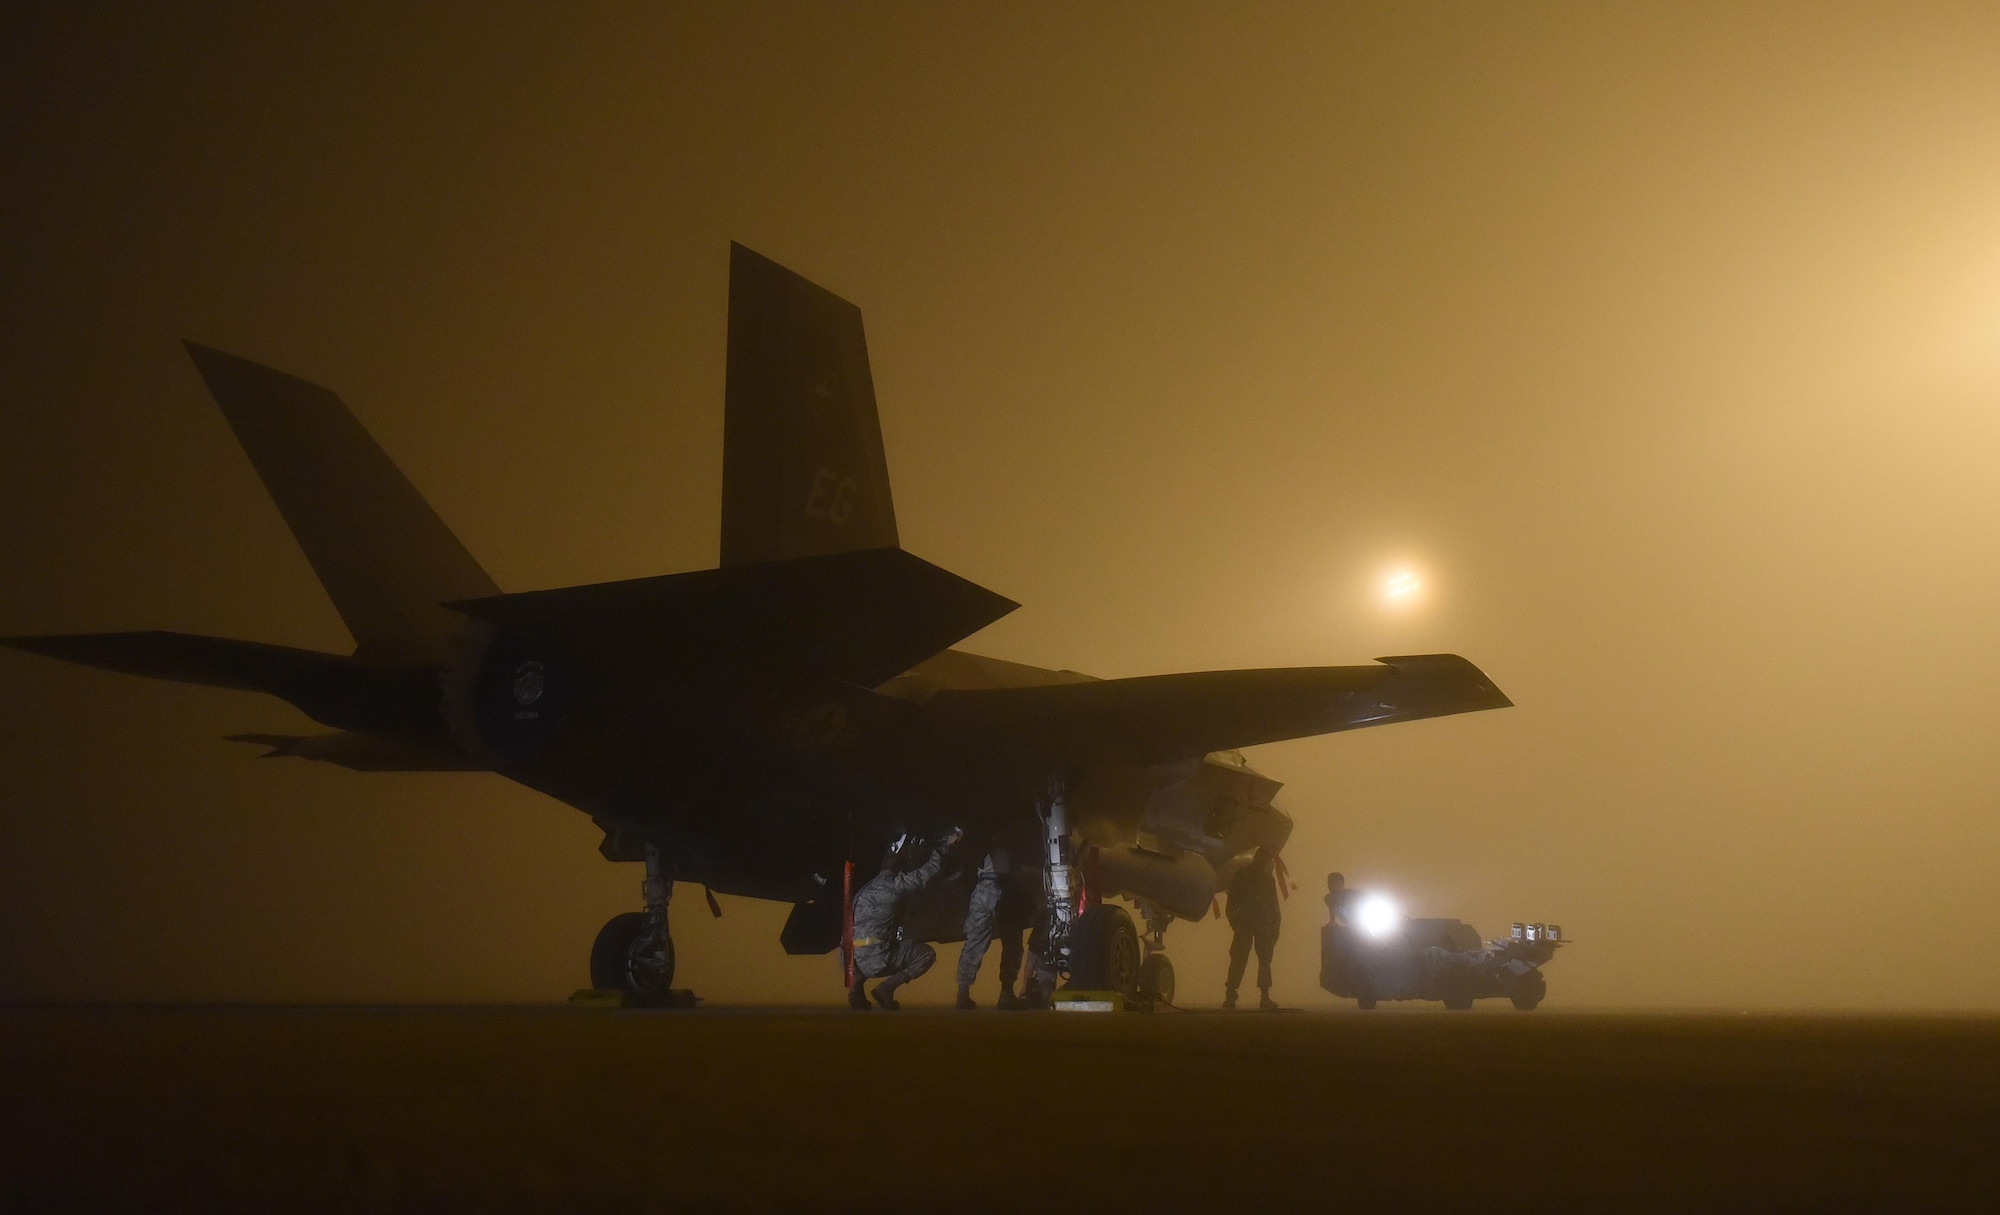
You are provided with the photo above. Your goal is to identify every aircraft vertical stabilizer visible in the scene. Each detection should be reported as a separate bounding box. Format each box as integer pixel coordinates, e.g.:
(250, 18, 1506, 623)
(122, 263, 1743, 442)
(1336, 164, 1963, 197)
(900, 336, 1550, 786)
(183, 343, 500, 664)
(721, 243, 899, 566)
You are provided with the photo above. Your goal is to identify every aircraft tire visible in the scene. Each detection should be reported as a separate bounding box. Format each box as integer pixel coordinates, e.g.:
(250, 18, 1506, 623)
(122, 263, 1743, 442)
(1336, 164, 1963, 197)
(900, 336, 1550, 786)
(590, 911, 676, 1005)
(1138, 952, 1175, 1005)
(1068, 905, 1142, 997)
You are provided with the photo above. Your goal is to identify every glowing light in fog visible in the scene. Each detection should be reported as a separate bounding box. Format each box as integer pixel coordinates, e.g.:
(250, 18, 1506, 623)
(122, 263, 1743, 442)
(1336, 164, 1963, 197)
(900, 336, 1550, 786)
(1378, 566, 1426, 612)
(1355, 893, 1402, 939)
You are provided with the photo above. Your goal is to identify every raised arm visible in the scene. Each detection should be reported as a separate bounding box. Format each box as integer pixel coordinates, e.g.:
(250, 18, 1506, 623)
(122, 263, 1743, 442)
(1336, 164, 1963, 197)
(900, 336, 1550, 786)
(889, 829, 963, 894)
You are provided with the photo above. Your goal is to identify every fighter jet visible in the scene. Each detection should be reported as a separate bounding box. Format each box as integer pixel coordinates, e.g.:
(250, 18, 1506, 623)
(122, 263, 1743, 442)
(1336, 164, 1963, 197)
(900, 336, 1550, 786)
(3, 245, 1510, 1004)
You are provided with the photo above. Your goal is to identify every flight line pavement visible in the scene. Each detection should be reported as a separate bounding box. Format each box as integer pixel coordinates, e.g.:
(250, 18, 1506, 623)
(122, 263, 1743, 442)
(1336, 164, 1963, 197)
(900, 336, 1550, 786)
(4, 1005, 1996, 1212)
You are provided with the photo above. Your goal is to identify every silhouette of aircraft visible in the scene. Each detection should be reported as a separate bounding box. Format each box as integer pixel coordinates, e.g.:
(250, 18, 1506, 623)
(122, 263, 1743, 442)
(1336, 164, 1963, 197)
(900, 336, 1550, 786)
(3, 245, 1510, 1003)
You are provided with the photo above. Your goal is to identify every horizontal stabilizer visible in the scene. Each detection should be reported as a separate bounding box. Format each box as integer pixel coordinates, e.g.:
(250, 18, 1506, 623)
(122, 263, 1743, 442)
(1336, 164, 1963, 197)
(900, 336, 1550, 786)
(919, 653, 1510, 766)
(225, 731, 482, 771)
(3, 631, 438, 733)
(449, 547, 1016, 689)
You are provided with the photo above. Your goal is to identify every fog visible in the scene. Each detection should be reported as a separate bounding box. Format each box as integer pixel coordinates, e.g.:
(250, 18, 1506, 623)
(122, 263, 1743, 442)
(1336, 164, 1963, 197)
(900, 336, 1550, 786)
(5, 3, 1999, 1008)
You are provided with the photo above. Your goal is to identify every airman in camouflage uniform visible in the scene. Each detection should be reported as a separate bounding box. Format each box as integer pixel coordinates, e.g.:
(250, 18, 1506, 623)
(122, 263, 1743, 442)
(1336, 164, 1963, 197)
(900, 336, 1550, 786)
(1225, 846, 1282, 1010)
(954, 846, 1030, 1009)
(848, 828, 962, 1010)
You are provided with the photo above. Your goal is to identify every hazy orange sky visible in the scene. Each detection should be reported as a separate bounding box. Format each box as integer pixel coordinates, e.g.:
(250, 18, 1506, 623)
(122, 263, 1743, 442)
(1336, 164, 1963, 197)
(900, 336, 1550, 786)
(5, 3, 2000, 1008)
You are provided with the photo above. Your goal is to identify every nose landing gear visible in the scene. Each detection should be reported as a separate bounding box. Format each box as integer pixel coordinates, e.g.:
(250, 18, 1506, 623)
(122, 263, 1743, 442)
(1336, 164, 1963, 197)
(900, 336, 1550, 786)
(1137, 951, 1176, 1006)
(1135, 899, 1176, 1005)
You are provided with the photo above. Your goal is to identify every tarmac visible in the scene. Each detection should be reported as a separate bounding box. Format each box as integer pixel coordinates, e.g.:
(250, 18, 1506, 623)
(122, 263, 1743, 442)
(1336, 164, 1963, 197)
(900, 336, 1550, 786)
(5, 1004, 1997, 1212)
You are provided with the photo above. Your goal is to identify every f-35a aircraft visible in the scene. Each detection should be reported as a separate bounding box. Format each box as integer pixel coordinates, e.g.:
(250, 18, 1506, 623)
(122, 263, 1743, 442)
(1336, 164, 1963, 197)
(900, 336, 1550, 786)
(4, 245, 1510, 1004)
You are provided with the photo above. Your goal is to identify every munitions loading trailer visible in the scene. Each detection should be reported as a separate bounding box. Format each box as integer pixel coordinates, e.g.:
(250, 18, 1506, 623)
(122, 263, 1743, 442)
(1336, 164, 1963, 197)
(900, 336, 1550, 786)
(1321, 918, 1566, 1010)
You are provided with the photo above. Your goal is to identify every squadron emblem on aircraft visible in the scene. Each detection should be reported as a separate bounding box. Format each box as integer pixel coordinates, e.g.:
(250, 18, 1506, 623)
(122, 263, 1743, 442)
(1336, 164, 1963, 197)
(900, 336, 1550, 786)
(511, 661, 545, 708)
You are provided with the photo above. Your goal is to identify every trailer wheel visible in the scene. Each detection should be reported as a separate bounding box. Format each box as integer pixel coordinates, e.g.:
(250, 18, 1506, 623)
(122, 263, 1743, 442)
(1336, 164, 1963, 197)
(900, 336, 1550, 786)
(1510, 972, 1547, 1011)
(1439, 970, 1478, 1011)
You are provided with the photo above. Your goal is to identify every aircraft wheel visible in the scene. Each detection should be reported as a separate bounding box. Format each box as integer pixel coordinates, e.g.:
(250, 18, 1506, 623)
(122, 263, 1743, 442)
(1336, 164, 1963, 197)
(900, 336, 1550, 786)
(1068, 905, 1142, 997)
(1510, 972, 1547, 1011)
(590, 911, 675, 1005)
(1138, 953, 1176, 1005)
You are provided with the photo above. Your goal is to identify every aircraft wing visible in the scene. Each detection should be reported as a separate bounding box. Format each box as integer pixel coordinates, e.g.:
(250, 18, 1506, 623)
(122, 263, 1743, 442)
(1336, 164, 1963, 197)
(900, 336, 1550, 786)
(919, 653, 1509, 766)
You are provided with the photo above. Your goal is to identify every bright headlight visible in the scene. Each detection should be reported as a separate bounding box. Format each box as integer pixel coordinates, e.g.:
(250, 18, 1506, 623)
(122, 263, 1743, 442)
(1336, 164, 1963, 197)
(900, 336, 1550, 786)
(1354, 893, 1402, 939)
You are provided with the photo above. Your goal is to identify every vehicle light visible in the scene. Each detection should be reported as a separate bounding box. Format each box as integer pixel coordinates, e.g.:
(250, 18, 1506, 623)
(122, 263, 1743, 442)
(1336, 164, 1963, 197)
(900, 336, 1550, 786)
(1355, 893, 1402, 940)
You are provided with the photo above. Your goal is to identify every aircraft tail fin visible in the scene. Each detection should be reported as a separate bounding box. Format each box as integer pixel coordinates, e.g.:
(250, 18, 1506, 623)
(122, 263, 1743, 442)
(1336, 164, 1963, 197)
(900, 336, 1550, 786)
(182, 343, 500, 664)
(721, 244, 899, 567)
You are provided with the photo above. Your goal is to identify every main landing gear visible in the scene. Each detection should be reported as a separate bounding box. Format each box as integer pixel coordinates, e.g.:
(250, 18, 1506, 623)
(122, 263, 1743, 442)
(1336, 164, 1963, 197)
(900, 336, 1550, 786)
(1035, 776, 1081, 989)
(1069, 904, 1142, 995)
(590, 842, 676, 1005)
(1036, 777, 1175, 1005)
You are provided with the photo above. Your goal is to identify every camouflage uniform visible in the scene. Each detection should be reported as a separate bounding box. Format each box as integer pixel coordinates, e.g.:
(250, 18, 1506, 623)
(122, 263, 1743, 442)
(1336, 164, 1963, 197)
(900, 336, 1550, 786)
(956, 849, 1027, 991)
(852, 845, 947, 1000)
(1225, 862, 1281, 998)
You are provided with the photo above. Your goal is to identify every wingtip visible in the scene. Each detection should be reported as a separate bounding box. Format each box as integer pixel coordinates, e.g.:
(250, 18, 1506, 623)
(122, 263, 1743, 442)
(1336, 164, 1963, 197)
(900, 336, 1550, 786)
(2, 634, 75, 657)
(223, 733, 301, 758)
(1375, 653, 1513, 711)
(181, 340, 238, 384)
(182, 341, 288, 385)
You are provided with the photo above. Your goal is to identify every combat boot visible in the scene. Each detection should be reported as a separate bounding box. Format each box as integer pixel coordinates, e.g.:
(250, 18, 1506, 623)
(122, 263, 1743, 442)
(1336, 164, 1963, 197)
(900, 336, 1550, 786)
(1223, 988, 1238, 1010)
(955, 985, 976, 1010)
(872, 983, 902, 1011)
(996, 987, 1024, 1011)
(1259, 991, 1279, 1011)
(848, 983, 870, 1011)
